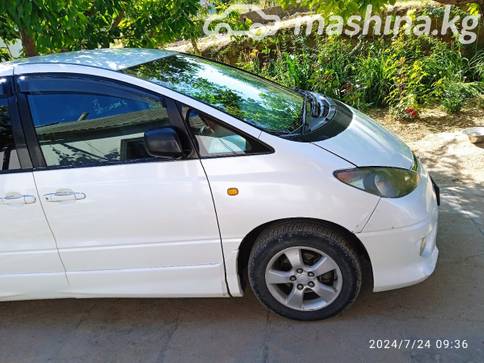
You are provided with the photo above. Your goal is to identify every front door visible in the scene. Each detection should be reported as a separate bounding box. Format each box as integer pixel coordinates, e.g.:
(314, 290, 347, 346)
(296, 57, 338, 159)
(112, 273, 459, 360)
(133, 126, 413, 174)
(17, 73, 226, 297)
(0, 77, 67, 300)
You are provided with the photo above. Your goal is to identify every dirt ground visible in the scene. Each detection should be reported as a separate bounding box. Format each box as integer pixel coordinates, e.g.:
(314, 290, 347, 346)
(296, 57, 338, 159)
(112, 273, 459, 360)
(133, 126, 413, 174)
(370, 106, 484, 143)
(371, 106, 484, 187)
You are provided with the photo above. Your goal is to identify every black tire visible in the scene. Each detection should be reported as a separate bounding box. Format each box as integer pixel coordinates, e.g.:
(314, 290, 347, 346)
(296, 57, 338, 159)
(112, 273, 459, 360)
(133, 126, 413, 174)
(248, 221, 362, 321)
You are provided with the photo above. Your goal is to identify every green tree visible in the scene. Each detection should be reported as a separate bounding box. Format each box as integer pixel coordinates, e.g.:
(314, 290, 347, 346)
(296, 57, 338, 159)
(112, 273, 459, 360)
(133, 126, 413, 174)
(278, 0, 482, 15)
(0, 0, 200, 57)
(279, 0, 395, 16)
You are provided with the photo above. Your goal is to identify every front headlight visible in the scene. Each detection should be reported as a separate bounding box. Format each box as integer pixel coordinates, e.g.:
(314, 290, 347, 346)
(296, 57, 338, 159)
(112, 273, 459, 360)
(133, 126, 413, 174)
(334, 167, 419, 198)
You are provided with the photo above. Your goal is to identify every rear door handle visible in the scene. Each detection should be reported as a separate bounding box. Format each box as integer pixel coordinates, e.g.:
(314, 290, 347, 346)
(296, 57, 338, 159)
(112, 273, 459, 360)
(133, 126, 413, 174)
(44, 189, 86, 203)
(1, 192, 37, 205)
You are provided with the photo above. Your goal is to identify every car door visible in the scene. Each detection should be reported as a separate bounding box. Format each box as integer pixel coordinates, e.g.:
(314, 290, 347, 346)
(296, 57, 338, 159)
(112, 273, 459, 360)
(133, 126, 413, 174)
(0, 75, 68, 300)
(180, 106, 278, 294)
(16, 73, 226, 298)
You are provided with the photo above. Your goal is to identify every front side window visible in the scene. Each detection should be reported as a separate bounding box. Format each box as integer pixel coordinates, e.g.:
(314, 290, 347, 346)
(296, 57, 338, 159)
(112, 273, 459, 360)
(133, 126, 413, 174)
(186, 108, 270, 157)
(123, 54, 304, 134)
(27, 81, 171, 168)
(0, 98, 20, 171)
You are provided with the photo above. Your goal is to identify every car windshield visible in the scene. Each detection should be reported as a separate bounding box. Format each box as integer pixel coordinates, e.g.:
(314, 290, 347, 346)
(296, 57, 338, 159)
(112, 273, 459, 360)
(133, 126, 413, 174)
(122, 54, 304, 134)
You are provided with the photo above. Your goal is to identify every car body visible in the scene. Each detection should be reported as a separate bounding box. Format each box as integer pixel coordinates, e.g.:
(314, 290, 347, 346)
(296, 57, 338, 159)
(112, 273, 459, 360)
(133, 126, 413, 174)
(0, 49, 438, 320)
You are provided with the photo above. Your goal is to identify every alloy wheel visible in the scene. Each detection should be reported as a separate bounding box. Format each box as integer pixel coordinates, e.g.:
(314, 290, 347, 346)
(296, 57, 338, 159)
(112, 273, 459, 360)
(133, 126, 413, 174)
(264, 246, 343, 311)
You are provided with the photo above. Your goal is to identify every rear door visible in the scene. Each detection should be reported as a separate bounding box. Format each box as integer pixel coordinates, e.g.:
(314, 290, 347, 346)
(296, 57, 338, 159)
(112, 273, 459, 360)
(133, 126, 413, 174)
(0, 75, 67, 300)
(16, 73, 226, 297)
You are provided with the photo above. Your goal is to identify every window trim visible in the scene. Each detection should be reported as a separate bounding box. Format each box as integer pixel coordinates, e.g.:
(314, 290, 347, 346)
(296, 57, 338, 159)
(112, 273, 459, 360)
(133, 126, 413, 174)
(15, 73, 197, 171)
(178, 102, 274, 160)
(16, 91, 46, 168)
(0, 77, 33, 174)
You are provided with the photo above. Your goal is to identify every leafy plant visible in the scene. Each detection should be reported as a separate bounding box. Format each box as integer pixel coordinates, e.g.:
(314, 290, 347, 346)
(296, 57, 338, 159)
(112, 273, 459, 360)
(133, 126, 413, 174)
(439, 79, 484, 113)
(278, 0, 396, 17)
(215, 27, 483, 118)
(0, 48, 11, 62)
(468, 51, 484, 80)
(389, 94, 420, 121)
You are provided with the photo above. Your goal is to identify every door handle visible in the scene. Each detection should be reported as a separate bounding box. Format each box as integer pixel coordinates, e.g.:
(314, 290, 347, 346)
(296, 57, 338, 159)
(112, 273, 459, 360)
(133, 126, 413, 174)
(44, 189, 86, 203)
(0, 192, 37, 205)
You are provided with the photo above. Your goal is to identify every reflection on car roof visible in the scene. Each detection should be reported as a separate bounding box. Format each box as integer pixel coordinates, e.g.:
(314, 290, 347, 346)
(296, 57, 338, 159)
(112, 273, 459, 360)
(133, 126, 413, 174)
(7, 48, 175, 71)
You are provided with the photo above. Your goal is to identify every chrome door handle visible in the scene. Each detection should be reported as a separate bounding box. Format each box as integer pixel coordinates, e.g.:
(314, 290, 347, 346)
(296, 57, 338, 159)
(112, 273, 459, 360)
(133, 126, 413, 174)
(44, 189, 86, 202)
(1, 192, 37, 205)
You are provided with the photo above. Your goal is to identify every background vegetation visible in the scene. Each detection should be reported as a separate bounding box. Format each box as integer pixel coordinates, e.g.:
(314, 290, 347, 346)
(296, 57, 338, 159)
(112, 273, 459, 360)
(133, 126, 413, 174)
(0, 0, 201, 56)
(0, 0, 482, 120)
(210, 32, 483, 118)
(205, 1, 484, 119)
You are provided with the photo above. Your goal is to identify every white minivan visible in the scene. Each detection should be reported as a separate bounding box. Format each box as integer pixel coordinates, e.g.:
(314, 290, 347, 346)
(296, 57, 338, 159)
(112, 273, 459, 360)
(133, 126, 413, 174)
(0, 49, 439, 320)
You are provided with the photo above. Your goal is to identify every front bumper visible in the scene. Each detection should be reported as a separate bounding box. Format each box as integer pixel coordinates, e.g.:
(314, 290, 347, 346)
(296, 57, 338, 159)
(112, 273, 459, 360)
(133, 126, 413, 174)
(358, 212, 438, 292)
(357, 164, 439, 292)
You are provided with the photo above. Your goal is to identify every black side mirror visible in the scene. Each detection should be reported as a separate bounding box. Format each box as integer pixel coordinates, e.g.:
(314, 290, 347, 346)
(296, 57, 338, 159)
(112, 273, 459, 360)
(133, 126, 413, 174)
(144, 126, 184, 159)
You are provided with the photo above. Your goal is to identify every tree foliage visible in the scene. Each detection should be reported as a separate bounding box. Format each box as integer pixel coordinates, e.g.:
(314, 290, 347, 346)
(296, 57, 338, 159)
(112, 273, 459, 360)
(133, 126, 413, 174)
(278, 0, 482, 16)
(278, 0, 396, 16)
(0, 0, 201, 56)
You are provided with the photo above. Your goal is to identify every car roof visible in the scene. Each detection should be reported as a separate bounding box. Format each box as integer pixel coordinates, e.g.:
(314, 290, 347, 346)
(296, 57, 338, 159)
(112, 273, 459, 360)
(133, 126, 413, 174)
(3, 48, 175, 73)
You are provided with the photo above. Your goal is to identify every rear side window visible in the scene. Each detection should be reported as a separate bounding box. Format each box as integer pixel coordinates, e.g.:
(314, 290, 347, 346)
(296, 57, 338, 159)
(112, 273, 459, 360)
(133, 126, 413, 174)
(25, 79, 172, 168)
(0, 98, 20, 171)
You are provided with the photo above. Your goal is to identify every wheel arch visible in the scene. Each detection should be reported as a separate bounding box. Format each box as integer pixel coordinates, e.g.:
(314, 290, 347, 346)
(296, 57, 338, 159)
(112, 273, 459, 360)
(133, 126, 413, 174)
(236, 218, 374, 291)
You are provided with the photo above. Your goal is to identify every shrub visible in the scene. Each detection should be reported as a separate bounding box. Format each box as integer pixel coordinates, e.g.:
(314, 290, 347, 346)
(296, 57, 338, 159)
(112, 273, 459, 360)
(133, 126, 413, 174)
(439, 79, 484, 113)
(209, 28, 483, 118)
(390, 94, 420, 121)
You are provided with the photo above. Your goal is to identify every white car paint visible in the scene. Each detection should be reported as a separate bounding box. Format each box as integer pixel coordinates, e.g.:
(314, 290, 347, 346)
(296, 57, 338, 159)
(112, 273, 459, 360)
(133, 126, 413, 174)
(0, 49, 439, 302)
(33, 161, 227, 298)
(0, 63, 13, 77)
(313, 107, 415, 169)
(0, 173, 68, 299)
(358, 160, 439, 291)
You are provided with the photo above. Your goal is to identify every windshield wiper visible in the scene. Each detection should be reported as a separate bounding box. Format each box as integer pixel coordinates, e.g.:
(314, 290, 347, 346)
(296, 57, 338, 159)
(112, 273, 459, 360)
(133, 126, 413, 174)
(307, 92, 320, 117)
(316, 94, 337, 123)
(293, 89, 337, 135)
(304, 91, 337, 123)
(293, 88, 310, 134)
(300, 91, 310, 134)
(281, 89, 340, 140)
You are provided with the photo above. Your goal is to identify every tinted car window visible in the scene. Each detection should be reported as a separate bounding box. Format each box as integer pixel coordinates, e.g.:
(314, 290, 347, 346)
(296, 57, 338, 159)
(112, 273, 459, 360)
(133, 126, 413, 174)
(0, 98, 20, 171)
(28, 91, 170, 168)
(186, 108, 270, 157)
(123, 54, 304, 134)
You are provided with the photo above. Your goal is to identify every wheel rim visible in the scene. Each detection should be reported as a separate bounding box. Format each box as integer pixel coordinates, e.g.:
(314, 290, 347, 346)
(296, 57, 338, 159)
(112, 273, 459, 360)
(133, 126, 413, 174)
(264, 246, 343, 312)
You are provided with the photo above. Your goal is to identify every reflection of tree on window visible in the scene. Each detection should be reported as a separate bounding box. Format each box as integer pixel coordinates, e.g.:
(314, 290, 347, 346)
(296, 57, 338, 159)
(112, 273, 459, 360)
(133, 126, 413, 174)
(123, 54, 304, 134)
(0, 100, 20, 171)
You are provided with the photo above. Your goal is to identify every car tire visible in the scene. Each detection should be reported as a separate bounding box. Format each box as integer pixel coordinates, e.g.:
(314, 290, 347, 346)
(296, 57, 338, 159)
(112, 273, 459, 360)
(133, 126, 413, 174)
(248, 221, 362, 321)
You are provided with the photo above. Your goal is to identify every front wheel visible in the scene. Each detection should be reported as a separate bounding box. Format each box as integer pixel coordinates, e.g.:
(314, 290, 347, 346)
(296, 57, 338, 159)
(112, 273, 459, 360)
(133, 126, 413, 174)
(248, 222, 362, 321)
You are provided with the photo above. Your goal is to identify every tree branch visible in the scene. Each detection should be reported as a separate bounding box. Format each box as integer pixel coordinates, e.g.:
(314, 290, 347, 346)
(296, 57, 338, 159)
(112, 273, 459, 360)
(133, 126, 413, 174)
(110, 10, 125, 31)
(20, 29, 38, 57)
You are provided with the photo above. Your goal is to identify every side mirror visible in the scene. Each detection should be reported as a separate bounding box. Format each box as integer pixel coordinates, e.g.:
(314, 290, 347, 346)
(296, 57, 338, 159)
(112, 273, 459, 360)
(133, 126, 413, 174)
(144, 126, 184, 159)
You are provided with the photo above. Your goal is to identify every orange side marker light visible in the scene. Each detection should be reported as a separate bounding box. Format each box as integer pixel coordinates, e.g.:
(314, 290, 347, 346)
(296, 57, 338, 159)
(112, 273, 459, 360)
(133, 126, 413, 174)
(227, 188, 239, 196)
